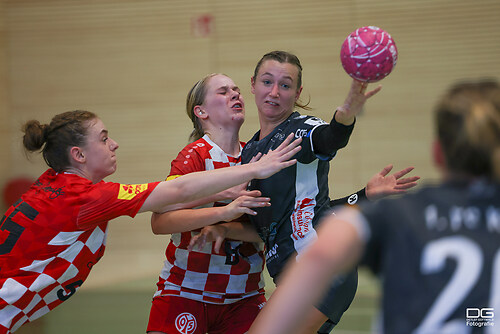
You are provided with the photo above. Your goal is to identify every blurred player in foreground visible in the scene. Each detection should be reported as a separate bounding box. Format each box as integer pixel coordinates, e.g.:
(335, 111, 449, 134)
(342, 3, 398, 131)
(248, 78, 500, 334)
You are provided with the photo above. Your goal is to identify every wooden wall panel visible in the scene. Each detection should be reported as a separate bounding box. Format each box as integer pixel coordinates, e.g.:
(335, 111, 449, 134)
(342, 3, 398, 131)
(3, 0, 500, 286)
(0, 0, 10, 214)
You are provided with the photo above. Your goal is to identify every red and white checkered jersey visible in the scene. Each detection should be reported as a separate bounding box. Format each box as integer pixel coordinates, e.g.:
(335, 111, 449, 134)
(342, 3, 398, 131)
(153, 135, 265, 304)
(0, 169, 159, 333)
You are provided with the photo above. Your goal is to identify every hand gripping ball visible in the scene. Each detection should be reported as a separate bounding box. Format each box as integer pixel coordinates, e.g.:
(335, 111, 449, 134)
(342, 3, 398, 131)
(340, 26, 398, 83)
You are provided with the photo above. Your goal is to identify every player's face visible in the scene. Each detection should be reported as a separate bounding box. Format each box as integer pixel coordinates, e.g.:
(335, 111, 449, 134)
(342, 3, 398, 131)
(200, 74, 245, 128)
(251, 60, 303, 124)
(81, 118, 119, 183)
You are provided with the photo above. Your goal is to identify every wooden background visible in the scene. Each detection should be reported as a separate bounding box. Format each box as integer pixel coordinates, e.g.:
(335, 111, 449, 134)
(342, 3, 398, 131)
(0, 0, 499, 289)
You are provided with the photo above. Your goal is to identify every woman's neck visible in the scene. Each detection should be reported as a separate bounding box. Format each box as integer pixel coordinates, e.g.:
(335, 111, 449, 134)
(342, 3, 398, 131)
(63, 167, 101, 184)
(204, 130, 241, 156)
(258, 113, 293, 140)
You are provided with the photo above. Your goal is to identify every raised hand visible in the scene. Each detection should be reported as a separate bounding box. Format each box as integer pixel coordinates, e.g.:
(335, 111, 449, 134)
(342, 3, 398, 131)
(366, 164, 420, 200)
(253, 133, 302, 179)
(335, 79, 382, 125)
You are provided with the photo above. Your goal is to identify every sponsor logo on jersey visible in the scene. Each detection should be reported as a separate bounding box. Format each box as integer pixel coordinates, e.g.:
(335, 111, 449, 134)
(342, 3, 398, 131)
(273, 132, 286, 142)
(175, 312, 197, 334)
(304, 117, 327, 127)
(295, 128, 310, 138)
(291, 198, 315, 240)
(348, 193, 358, 205)
(265, 243, 278, 261)
(34, 179, 65, 199)
(118, 184, 148, 200)
(166, 175, 182, 181)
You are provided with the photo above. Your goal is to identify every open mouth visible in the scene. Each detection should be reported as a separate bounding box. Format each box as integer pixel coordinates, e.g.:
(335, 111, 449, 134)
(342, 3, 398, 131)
(266, 101, 279, 106)
(232, 102, 243, 110)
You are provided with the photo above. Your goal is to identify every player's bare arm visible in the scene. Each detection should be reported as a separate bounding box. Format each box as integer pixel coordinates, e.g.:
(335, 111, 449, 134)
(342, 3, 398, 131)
(151, 195, 270, 234)
(140, 134, 301, 213)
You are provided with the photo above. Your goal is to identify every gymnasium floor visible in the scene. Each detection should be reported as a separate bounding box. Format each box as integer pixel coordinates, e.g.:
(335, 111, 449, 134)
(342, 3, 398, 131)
(20, 268, 380, 334)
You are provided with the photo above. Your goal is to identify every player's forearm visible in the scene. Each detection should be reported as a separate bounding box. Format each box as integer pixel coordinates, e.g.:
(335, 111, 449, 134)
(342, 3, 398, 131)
(168, 133, 300, 204)
(160, 192, 229, 212)
(221, 221, 262, 243)
(170, 165, 259, 203)
(141, 165, 257, 213)
(249, 213, 364, 334)
(151, 206, 229, 234)
(249, 244, 335, 334)
(141, 134, 300, 213)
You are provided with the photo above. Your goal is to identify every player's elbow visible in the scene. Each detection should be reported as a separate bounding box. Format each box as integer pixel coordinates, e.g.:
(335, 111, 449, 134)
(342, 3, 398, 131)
(151, 213, 167, 235)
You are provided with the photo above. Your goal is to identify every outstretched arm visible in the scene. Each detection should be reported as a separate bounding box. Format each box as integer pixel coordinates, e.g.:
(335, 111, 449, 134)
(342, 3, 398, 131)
(161, 181, 255, 212)
(330, 165, 420, 207)
(151, 194, 269, 234)
(365, 164, 420, 200)
(248, 208, 364, 334)
(312, 80, 381, 156)
(334, 79, 382, 126)
(139, 134, 301, 213)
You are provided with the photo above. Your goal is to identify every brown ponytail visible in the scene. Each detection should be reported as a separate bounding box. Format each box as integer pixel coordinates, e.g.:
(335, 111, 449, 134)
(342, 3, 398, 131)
(22, 110, 97, 172)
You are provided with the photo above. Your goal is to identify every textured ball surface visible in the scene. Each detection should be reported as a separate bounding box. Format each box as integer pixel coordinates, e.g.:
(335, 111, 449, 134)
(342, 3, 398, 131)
(340, 26, 398, 82)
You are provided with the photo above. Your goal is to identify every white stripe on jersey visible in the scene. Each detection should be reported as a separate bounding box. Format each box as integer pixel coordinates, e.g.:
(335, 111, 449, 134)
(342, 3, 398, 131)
(291, 161, 319, 255)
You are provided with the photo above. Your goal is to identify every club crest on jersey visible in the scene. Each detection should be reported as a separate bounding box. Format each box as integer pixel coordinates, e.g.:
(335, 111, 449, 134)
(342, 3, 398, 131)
(175, 312, 197, 334)
(118, 184, 148, 200)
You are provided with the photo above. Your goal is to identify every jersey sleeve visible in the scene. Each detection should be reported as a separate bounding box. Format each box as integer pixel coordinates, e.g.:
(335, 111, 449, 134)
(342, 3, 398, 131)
(330, 188, 367, 208)
(296, 116, 330, 163)
(168, 143, 206, 179)
(76, 181, 160, 229)
(311, 113, 355, 161)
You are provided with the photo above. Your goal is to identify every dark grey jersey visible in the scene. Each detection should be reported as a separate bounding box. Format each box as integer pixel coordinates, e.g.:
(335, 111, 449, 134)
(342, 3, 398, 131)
(241, 112, 341, 278)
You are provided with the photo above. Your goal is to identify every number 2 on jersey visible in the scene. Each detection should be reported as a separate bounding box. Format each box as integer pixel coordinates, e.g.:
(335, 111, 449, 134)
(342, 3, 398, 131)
(414, 236, 499, 334)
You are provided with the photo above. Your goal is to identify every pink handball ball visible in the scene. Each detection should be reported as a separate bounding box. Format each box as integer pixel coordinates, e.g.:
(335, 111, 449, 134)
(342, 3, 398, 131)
(340, 26, 398, 83)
